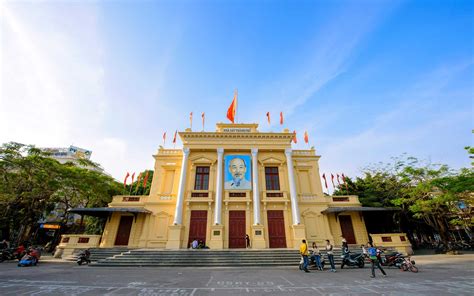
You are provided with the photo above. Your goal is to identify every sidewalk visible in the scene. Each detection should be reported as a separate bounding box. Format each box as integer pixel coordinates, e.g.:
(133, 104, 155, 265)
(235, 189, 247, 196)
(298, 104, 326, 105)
(411, 253, 474, 264)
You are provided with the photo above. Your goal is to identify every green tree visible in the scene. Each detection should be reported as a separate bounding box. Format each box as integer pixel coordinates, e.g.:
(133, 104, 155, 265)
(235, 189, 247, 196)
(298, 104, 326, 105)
(0, 142, 122, 242)
(0, 143, 62, 242)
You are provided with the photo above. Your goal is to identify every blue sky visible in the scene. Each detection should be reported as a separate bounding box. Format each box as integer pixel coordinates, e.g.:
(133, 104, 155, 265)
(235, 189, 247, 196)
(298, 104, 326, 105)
(1, 0, 472, 184)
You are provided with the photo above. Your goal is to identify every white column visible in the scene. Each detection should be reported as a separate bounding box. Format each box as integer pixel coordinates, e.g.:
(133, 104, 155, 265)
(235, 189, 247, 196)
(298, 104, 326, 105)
(173, 147, 190, 225)
(285, 148, 301, 225)
(214, 148, 224, 225)
(251, 148, 261, 225)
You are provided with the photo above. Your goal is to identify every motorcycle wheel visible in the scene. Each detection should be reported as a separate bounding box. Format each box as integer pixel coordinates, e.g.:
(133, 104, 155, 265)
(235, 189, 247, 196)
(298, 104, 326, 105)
(358, 261, 365, 268)
(77, 261, 83, 266)
(410, 265, 419, 273)
(401, 263, 408, 271)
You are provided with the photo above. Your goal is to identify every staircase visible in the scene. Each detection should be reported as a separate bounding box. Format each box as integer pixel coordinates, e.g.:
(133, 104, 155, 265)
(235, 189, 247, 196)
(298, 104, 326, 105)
(90, 248, 344, 267)
(65, 247, 130, 262)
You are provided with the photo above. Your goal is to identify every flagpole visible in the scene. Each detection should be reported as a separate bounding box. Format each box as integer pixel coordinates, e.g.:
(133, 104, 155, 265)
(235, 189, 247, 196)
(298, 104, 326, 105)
(235, 89, 238, 124)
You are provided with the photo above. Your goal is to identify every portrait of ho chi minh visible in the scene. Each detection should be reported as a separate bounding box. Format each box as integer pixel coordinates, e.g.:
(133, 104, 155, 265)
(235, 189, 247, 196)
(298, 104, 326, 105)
(224, 155, 252, 190)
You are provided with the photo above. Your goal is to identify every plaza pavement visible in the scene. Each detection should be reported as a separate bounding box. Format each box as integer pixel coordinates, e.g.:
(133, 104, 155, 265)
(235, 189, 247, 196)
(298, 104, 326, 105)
(0, 254, 472, 295)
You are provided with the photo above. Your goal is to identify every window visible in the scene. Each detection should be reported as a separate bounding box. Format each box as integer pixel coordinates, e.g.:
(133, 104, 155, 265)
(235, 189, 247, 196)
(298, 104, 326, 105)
(265, 167, 280, 190)
(194, 166, 210, 190)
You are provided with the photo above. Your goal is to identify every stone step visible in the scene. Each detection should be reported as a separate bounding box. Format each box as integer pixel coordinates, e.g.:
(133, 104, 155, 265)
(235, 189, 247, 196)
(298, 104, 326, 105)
(90, 249, 346, 267)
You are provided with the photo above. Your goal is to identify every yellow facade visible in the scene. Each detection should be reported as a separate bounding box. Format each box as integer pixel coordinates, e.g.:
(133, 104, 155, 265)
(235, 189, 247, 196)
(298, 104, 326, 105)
(100, 123, 370, 249)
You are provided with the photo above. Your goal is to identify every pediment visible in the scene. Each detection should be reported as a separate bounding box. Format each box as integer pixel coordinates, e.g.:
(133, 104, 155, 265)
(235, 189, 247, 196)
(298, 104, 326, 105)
(189, 155, 216, 165)
(154, 210, 170, 217)
(301, 209, 320, 217)
(259, 156, 284, 165)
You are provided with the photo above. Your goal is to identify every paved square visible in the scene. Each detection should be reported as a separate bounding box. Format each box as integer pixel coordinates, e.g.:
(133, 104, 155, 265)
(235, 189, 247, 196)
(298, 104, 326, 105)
(0, 255, 472, 295)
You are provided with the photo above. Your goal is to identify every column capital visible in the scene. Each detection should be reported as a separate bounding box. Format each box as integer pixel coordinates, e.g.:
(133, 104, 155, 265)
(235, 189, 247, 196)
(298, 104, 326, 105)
(183, 147, 190, 155)
(251, 148, 258, 155)
(284, 148, 292, 155)
(217, 147, 224, 155)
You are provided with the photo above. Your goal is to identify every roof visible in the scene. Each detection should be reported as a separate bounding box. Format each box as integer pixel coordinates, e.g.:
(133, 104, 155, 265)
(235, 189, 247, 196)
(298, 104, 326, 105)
(68, 207, 151, 217)
(321, 206, 400, 214)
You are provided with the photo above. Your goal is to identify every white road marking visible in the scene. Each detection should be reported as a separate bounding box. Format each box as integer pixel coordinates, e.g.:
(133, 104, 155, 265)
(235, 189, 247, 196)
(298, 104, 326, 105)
(280, 276, 294, 286)
(205, 275, 213, 287)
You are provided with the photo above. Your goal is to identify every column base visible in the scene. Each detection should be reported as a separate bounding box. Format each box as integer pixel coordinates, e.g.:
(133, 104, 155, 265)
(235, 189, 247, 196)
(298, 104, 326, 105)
(291, 224, 307, 248)
(251, 225, 266, 249)
(208, 225, 224, 249)
(166, 225, 184, 249)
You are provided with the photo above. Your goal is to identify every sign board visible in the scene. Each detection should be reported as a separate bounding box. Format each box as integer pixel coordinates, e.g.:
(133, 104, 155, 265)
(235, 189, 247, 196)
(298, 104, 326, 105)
(40, 224, 61, 229)
(222, 128, 251, 133)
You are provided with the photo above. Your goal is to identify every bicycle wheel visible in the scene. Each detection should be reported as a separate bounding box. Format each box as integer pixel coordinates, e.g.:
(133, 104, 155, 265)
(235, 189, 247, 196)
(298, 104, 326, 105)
(410, 265, 419, 273)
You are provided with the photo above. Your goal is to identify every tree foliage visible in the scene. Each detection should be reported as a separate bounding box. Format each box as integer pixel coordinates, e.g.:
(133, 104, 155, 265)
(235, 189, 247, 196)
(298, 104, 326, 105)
(0, 142, 122, 242)
(334, 154, 473, 244)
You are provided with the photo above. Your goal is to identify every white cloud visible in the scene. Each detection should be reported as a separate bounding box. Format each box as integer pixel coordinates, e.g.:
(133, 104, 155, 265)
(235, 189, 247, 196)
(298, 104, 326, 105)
(318, 61, 473, 180)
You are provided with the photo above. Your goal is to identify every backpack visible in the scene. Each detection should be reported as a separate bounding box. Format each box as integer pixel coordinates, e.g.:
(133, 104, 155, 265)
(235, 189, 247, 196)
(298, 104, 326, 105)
(367, 247, 377, 257)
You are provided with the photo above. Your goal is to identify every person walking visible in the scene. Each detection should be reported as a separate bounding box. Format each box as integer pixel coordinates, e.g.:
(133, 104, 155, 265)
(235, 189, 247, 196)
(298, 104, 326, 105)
(341, 240, 350, 269)
(245, 234, 251, 248)
(299, 239, 310, 273)
(367, 242, 387, 278)
(325, 239, 336, 272)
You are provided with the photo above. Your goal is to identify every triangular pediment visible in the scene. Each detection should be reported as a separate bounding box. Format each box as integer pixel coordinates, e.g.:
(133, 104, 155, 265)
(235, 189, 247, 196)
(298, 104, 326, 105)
(301, 209, 320, 217)
(189, 154, 216, 164)
(259, 156, 284, 165)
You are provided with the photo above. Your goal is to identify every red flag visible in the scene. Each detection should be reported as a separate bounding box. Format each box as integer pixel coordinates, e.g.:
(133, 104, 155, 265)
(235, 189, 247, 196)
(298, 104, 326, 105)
(342, 173, 348, 190)
(331, 173, 335, 188)
(135, 173, 142, 192)
(226, 90, 237, 123)
(201, 112, 205, 130)
(304, 131, 309, 144)
(322, 173, 328, 189)
(292, 130, 297, 143)
(163, 132, 166, 145)
(336, 174, 341, 185)
(143, 171, 149, 188)
(280, 112, 284, 125)
(131, 172, 135, 184)
(173, 130, 177, 144)
(266, 112, 270, 124)
(123, 172, 130, 188)
(190, 112, 193, 129)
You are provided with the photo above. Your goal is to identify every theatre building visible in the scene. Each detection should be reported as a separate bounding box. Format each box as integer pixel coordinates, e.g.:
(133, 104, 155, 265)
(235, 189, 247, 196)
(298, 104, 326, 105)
(92, 122, 380, 250)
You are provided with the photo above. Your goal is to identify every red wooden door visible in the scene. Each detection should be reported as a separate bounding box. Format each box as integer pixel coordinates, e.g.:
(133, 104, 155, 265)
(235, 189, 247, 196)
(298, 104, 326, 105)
(267, 210, 287, 248)
(339, 215, 356, 244)
(228, 211, 246, 248)
(114, 216, 133, 246)
(188, 210, 208, 247)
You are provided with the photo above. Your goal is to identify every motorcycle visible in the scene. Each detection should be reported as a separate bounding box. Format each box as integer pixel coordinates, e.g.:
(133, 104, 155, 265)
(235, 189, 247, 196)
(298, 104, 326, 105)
(0, 248, 14, 262)
(77, 249, 91, 265)
(378, 251, 405, 268)
(340, 252, 365, 268)
(309, 252, 326, 270)
(17, 247, 41, 267)
(401, 256, 418, 273)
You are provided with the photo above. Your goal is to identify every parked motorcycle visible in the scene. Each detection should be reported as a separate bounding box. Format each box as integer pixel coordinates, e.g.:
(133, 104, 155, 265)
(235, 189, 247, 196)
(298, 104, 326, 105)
(378, 251, 405, 268)
(77, 249, 91, 265)
(0, 248, 14, 262)
(17, 247, 41, 267)
(309, 252, 326, 270)
(341, 252, 365, 268)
